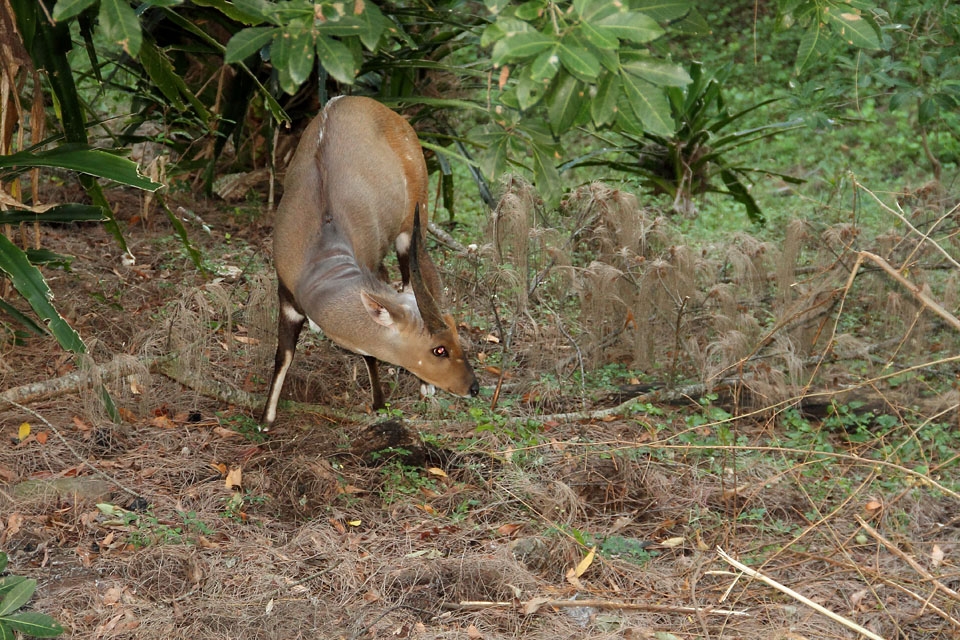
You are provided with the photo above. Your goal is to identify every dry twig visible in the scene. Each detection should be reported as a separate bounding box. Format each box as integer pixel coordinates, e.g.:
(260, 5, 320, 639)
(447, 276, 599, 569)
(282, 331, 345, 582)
(717, 547, 885, 640)
(440, 597, 749, 618)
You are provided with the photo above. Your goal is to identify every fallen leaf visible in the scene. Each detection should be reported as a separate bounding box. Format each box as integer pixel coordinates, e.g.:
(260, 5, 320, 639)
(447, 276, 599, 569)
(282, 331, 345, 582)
(660, 536, 685, 548)
(213, 427, 242, 439)
(210, 462, 228, 475)
(864, 499, 882, 514)
(264, 598, 274, 615)
(5, 513, 24, 538)
(426, 467, 447, 478)
(931, 544, 945, 568)
(225, 466, 242, 490)
(346, 519, 361, 527)
(497, 523, 523, 537)
(484, 333, 500, 344)
(72, 416, 92, 432)
(18, 422, 30, 441)
(234, 335, 260, 345)
(118, 407, 138, 423)
(570, 546, 596, 579)
(0, 465, 17, 483)
(150, 415, 176, 429)
(523, 597, 551, 615)
(102, 586, 123, 606)
(35, 431, 48, 445)
(467, 623, 484, 639)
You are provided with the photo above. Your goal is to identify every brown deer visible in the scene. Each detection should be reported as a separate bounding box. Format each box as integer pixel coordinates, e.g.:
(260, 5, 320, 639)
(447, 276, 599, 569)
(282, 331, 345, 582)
(261, 96, 479, 427)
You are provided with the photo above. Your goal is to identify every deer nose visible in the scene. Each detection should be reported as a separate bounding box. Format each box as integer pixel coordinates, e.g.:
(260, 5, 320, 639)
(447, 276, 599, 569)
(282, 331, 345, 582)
(469, 379, 480, 397)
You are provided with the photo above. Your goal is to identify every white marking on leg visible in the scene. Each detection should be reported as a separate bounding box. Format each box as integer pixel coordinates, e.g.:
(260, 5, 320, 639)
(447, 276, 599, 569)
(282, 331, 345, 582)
(264, 350, 294, 426)
(395, 232, 411, 255)
(283, 305, 305, 323)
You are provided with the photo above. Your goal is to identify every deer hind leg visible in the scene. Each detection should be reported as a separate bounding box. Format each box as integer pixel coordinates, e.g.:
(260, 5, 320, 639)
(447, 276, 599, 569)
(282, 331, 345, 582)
(363, 355, 386, 411)
(261, 282, 305, 428)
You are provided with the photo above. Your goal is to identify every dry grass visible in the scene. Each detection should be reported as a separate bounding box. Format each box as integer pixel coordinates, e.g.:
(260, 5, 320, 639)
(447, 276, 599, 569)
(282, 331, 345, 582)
(1, 179, 960, 639)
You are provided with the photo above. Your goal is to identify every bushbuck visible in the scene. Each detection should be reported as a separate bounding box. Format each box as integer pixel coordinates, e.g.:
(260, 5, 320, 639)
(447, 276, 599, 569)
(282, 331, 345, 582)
(261, 96, 480, 427)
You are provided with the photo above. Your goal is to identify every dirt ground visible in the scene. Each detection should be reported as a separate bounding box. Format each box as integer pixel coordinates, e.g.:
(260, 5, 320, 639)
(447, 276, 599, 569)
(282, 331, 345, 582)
(2, 187, 960, 640)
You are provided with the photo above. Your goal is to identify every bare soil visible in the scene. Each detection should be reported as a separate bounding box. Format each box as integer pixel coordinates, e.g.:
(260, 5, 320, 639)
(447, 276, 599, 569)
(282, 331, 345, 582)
(2, 185, 960, 639)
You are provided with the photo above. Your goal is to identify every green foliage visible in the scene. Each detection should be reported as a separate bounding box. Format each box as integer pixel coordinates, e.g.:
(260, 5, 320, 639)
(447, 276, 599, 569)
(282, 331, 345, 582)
(779, 0, 882, 74)
(0, 553, 65, 638)
(575, 62, 804, 221)
(96, 504, 215, 547)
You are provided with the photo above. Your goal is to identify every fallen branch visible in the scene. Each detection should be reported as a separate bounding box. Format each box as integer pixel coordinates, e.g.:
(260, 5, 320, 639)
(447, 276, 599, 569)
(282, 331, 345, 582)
(716, 547, 885, 640)
(440, 597, 748, 618)
(857, 251, 960, 333)
(0, 353, 170, 410)
(855, 515, 960, 603)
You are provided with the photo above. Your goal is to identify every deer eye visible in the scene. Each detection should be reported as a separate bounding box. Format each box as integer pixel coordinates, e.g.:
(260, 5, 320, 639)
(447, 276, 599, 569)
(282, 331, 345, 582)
(432, 346, 448, 358)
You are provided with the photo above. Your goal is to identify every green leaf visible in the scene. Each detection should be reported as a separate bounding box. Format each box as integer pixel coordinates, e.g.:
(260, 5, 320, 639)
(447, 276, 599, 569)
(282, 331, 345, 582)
(620, 71, 673, 136)
(0, 236, 86, 353)
(0, 204, 105, 225)
(286, 28, 315, 87)
(349, 1, 388, 50)
(529, 139, 562, 206)
(576, 21, 618, 50)
(492, 31, 555, 64)
(314, 35, 357, 85)
(224, 27, 276, 63)
(159, 198, 205, 273)
(620, 55, 691, 87)
(51, 0, 97, 21)
(824, 8, 880, 49)
(0, 577, 25, 599)
(515, 0, 545, 20)
(99, 0, 142, 56)
(0, 299, 46, 335)
(529, 46, 561, 82)
(232, 0, 275, 23)
(0, 147, 161, 191)
(634, 0, 692, 21)
(558, 38, 601, 81)
(138, 37, 186, 110)
(720, 169, 764, 224)
(0, 554, 6, 574)
(547, 72, 584, 135)
(0, 578, 35, 616)
(4, 612, 65, 638)
(795, 21, 821, 73)
(0, 621, 13, 640)
(591, 71, 620, 127)
(596, 10, 663, 43)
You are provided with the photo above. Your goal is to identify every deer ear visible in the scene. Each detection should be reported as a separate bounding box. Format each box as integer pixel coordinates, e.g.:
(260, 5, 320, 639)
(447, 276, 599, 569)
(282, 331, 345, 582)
(360, 290, 403, 327)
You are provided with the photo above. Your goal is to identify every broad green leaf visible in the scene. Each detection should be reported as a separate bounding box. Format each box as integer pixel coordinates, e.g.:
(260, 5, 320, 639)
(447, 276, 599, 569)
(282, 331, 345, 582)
(558, 39, 601, 81)
(516, 71, 544, 110)
(190, 0, 262, 24)
(4, 612, 64, 638)
(577, 21, 618, 50)
(515, 0, 546, 20)
(492, 31, 555, 64)
(634, 0, 692, 21)
(0, 204, 105, 225)
(99, 0, 142, 56)
(0, 622, 13, 640)
(224, 27, 277, 63)
(0, 577, 25, 598)
(620, 71, 673, 136)
(0, 298, 46, 335)
(547, 72, 584, 135)
(575, 0, 619, 22)
(590, 71, 620, 127)
(529, 46, 561, 83)
(596, 10, 663, 43)
(0, 578, 35, 616)
(350, 1, 388, 50)
(233, 0, 275, 23)
(285, 28, 315, 87)
(52, 0, 97, 21)
(315, 35, 357, 85)
(824, 9, 880, 49)
(144, 0, 184, 7)
(138, 37, 186, 110)
(620, 55, 691, 87)
(0, 147, 161, 191)
(529, 140, 562, 206)
(475, 129, 512, 180)
(795, 21, 821, 73)
(720, 169, 763, 224)
(0, 236, 85, 353)
(485, 0, 512, 14)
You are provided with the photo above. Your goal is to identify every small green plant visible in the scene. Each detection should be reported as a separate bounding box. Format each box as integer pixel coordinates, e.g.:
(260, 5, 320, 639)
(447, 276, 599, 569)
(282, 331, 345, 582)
(0, 552, 64, 638)
(221, 413, 269, 443)
(377, 458, 440, 505)
(97, 504, 215, 548)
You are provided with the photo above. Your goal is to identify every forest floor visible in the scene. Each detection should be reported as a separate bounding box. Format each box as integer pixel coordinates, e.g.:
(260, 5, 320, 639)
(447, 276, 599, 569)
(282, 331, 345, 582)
(2, 184, 960, 640)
